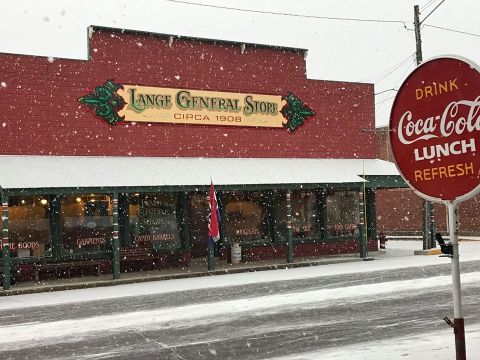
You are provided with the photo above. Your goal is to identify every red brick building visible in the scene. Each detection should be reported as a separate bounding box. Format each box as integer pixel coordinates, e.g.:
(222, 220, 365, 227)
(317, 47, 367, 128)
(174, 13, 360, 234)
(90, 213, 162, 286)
(0, 26, 401, 286)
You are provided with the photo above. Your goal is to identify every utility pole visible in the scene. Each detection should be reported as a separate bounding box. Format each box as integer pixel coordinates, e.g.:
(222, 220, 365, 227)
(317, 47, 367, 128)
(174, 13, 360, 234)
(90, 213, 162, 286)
(413, 4, 465, 359)
(414, 5, 423, 65)
(414, 4, 435, 252)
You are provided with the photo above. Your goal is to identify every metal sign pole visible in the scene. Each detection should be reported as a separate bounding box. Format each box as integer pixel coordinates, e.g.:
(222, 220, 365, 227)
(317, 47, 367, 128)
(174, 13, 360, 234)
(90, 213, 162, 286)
(448, 201, 466, 360)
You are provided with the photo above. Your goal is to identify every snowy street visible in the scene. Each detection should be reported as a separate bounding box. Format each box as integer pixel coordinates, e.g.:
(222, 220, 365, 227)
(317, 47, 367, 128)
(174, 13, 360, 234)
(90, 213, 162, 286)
(0, 241, 480, 359)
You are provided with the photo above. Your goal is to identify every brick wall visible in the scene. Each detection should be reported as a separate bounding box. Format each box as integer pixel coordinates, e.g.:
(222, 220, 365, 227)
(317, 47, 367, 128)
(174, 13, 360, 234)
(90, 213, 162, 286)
(0, 27, 375, 159)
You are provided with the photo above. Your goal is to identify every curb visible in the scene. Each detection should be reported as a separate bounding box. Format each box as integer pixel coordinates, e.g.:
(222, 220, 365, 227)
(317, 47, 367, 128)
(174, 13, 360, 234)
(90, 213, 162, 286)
(414, 248, 442, 256)
(0, 257, 363, 296)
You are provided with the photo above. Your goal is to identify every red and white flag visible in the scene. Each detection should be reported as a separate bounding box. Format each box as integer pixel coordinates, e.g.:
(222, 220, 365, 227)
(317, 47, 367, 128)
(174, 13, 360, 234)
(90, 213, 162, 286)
(208, 180, 220, 242)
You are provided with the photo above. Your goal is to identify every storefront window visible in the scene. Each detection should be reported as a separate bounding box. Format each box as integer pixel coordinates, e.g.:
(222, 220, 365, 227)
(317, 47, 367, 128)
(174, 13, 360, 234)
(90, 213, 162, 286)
(8, 196, 51, 257)
(61, 195, 112, 254)
(276, 190, 317, 239)
(326, 190, 359, 237)
(225, 191, 268, 243)
(129, 193, 180, 248)
(189, 193, 209, 258)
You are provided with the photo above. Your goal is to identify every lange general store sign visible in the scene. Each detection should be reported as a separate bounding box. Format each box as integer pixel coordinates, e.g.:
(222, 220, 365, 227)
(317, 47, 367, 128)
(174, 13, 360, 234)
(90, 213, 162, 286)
(389, 56, 480, 201)
(79, 80, 315, 132)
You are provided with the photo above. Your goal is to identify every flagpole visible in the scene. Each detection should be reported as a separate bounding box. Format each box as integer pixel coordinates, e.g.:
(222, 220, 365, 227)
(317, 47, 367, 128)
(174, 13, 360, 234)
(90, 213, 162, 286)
(207, 184, 215, 270)
(207, 236, 215, 271)
(207, 179, 220, 271)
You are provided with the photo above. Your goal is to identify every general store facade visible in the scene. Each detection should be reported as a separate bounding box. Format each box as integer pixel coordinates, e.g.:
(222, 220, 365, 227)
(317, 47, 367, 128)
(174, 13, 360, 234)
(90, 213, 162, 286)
(0, 26, 401, 288)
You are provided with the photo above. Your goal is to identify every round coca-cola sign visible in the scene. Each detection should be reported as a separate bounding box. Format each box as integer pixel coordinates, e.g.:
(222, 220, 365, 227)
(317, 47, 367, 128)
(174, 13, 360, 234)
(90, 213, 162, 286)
(389, 56, 480, 202)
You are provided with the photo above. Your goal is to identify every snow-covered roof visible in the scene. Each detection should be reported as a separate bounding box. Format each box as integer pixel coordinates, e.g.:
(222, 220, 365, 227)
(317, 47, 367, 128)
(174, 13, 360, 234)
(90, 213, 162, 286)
(0, 156, 399, 189)
(91, 26, 309, 54)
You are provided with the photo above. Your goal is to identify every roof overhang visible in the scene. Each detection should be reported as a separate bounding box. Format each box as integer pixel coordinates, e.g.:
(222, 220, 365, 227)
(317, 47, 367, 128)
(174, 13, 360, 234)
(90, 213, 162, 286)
(0, 156, 400, 193)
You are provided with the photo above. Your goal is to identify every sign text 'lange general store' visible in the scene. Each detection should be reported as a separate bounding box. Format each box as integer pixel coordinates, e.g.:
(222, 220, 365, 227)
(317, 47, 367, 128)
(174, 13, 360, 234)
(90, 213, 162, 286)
(78, 80, 315, 132)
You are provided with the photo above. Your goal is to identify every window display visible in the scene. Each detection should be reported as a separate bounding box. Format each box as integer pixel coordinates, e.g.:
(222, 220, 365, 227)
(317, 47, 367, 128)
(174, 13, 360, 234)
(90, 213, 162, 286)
(61, 195, 112, 254)
(276, 190, 317, 239)
(326, 190, 359, 237)
(189, 193, 209, 257)
(8, 196, 51, 257)
(129, 193, 180, 248)
(224, 191, 267, 243)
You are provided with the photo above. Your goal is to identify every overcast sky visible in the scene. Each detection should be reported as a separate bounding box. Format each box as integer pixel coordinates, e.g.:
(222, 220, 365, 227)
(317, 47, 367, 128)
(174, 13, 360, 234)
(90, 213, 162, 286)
(0, 0, 478, 126)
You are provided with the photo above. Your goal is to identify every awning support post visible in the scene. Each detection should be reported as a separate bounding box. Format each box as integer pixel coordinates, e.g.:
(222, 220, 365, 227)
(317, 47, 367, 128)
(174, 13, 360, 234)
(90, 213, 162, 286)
(366, 188, 377, 242)
(2, 195, 11, 290)
(429, 203, 437, 249)
(286, 189, 293, 263)
(429, 203, 436, 248)
(358, 190, 367, 258)
(112, 192, 120, 279)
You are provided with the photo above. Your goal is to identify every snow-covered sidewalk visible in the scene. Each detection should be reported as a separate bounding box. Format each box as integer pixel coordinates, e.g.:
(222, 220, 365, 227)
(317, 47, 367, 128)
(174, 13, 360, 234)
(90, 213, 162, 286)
(2, 240, 479, 310)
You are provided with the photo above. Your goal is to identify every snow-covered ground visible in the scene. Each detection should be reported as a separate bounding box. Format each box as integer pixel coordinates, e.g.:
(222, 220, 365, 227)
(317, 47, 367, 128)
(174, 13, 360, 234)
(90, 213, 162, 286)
(1, 240, 479, 359)
(269, 325, 480, 360)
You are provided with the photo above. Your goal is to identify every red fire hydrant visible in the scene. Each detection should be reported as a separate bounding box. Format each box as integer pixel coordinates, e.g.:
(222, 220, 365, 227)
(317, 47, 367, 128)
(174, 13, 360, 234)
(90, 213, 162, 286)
(379, 232, 387, 249)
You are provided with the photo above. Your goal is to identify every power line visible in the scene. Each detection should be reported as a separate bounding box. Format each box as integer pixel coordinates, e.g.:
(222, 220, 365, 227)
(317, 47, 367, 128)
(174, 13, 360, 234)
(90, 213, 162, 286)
(420, 0, 439, 12)
(164, 0, 407, 24)
(424, 24, 480, 38)
(375, 95, 396, 106)
(163, 1, 480, 41)
(392, 57, 417, 87)
(359, 52, 415, 83)
(420, 0, 446, 24)
(374, 88, 398, 96)
(374, 58, 416, 119)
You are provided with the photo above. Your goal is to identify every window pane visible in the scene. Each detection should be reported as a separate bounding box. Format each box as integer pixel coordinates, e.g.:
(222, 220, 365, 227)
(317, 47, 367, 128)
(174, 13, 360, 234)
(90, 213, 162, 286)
(8, 196, 51, 257)
(129, 193, 180, 248)
(326, 190, 359, 237)
(225, 191, 267, 242)
(61, 195, 112, 254)
(276, 190, 317, 239)
(189, 193, 209, 258)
